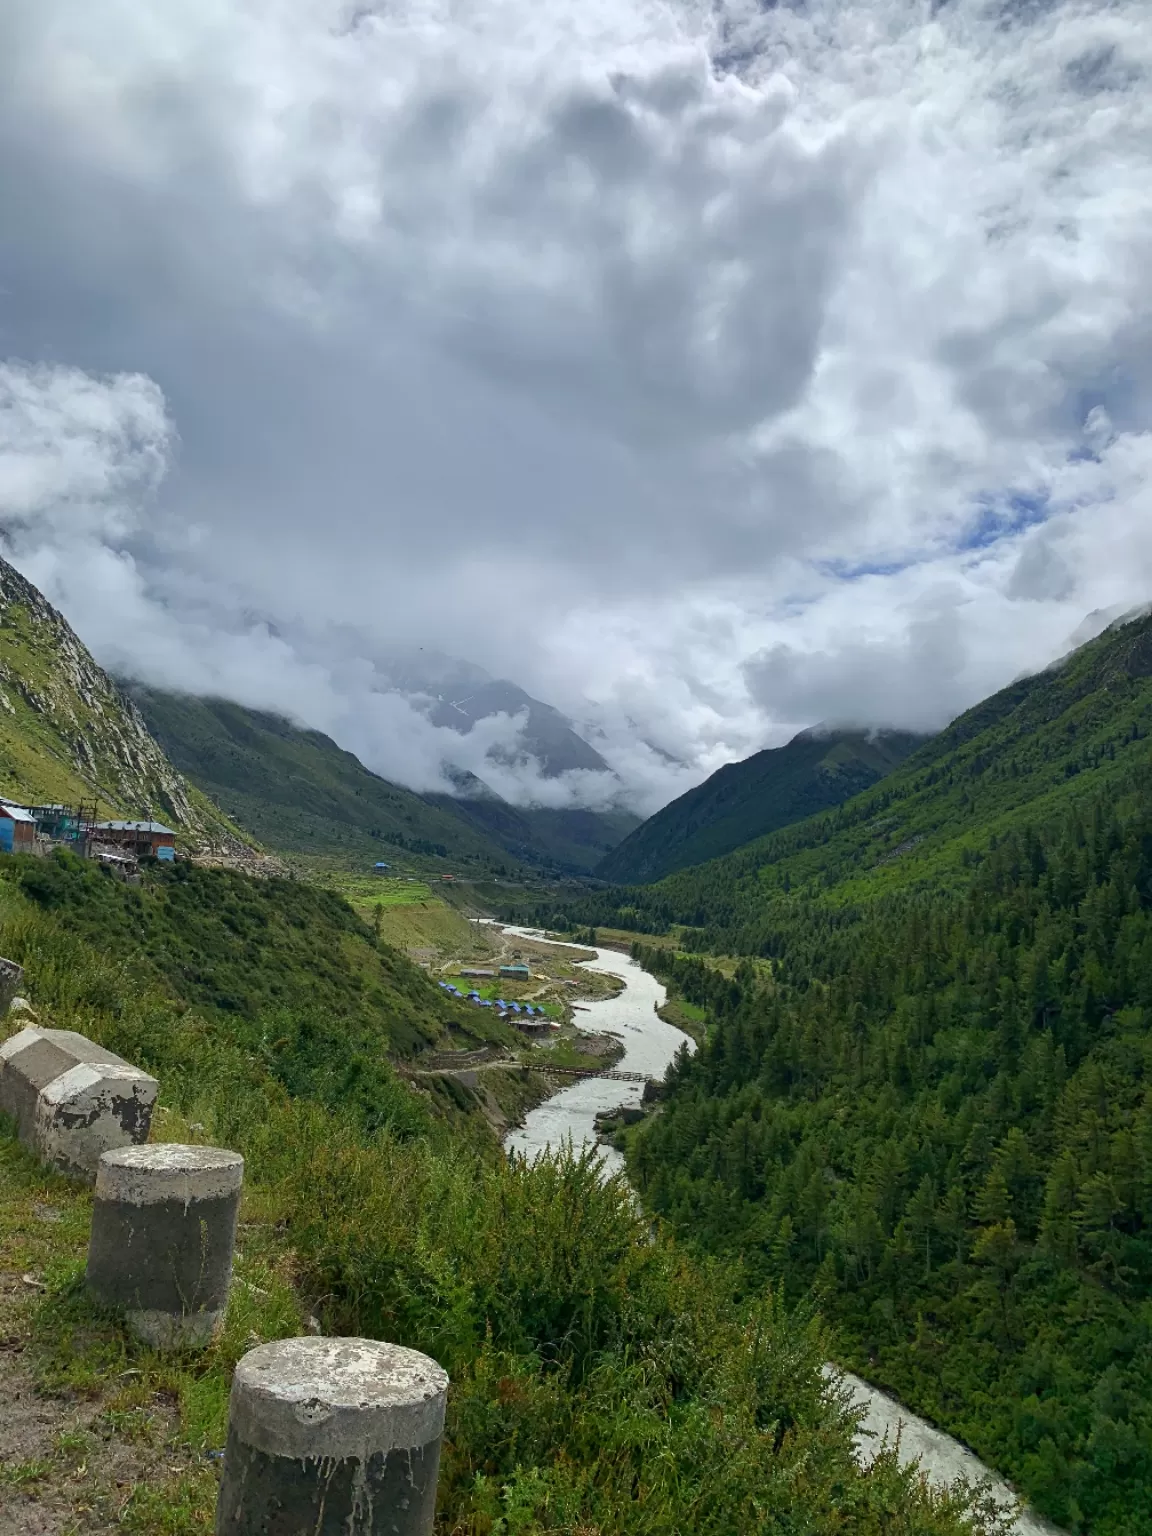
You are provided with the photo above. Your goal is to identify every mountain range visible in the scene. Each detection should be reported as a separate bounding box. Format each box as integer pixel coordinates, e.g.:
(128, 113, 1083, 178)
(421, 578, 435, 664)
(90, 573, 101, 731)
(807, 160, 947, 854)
(379, 650, 615, 777)
(5, 542, 1152, 1528)
(127, 686, 640, 875)
(570, 606, 1152, 937)
(551, 605, 1152, 1535)
(0, 557, 639, 875)
(597, 725, 927, 884)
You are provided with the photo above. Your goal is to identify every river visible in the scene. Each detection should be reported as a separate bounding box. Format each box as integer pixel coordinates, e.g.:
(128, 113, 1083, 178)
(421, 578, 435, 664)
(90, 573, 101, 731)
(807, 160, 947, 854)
(500, 925, 1064, 1535)
(501, 926, 684, 1174)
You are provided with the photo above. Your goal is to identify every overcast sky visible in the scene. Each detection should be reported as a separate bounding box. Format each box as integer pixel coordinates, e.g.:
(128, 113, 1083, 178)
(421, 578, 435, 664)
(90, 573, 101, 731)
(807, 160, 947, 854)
(1, 0, 1150, 814)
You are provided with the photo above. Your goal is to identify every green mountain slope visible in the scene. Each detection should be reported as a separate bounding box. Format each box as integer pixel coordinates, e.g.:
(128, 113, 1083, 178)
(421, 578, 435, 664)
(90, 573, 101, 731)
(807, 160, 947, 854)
(127, 687, 526, 872)
(568, 608, 1152, 944)
(0, 557, 237, 844)
(130, 686, 638, 874)
(551, 610, 1152, 1533)
(426, 789, 640, 874)
(598, 727, 925, 884)
(0, 857, 988, 1536)
(5, 852, 517, 1115)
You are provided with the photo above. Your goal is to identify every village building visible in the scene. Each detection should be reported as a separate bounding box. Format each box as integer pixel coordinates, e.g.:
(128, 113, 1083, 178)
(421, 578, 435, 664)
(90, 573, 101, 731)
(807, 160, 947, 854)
(0, 802, 37, 852)
(92, 820, 177, 860)
(499, 963, 530, 980)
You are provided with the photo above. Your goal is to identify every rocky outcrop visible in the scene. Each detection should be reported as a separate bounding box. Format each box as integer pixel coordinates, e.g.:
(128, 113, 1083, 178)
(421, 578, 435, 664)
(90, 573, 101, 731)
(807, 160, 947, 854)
(0, 557, 235, 843)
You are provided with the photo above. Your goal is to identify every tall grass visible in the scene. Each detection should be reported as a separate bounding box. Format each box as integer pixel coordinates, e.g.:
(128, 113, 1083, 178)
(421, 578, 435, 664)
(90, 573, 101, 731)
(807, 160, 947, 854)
(0, 870, 1003, 1534)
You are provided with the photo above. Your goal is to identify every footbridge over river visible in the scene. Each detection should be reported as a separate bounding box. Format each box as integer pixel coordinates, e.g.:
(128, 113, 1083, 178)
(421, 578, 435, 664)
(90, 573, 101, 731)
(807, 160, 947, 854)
(535, 1065, 651, 1084)
(416, 1049, 652, 1085)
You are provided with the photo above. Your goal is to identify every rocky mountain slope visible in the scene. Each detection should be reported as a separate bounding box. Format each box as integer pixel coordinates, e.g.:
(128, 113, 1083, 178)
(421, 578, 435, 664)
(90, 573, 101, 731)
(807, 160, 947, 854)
(381, 649, 614, 777)
(0, 557, 234, 842)
(599, 726, 926, 884)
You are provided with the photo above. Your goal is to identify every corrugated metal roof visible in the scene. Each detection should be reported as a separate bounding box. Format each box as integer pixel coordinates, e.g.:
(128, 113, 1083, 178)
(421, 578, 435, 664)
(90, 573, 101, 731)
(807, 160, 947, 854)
(96, 820, 176, 834)
(0, 802, 36, 823)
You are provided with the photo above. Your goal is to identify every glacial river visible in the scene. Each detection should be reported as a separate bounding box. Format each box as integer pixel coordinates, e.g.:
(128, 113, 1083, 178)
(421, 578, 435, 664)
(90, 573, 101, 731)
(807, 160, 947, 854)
(501, 926, 1063, 1535)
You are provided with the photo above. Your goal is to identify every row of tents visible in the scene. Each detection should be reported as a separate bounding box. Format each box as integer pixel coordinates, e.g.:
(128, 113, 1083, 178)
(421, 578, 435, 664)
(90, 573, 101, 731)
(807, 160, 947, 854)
(438, 980, 554, 1024)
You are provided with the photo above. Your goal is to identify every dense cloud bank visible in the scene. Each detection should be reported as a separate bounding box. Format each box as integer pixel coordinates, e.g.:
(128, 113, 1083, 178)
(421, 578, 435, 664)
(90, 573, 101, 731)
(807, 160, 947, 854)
(0, 0, 1150, 811)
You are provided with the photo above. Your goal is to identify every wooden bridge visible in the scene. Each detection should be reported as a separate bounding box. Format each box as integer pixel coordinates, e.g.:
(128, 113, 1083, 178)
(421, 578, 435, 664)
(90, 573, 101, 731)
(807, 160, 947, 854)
(536, 1065, 652, 1084)
(415, 1053, 653, 1085)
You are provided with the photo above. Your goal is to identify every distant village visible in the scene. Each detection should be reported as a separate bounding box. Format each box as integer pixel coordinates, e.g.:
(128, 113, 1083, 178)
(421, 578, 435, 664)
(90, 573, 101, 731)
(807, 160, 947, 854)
(437, 957, 563, 1037)
(0, 799, 176, 876)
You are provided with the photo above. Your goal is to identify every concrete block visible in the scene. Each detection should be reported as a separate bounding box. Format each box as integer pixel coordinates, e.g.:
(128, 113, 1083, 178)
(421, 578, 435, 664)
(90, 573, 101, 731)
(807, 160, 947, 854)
(215, 1336, 449, 1535)
(88, 1143, 244, 1350)
(0, 1026, 158, 1180)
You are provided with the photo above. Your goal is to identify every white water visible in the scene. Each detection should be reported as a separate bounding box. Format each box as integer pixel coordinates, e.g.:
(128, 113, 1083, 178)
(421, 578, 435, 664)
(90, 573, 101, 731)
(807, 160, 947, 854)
(500, 925, 692, 1175)
(835, 1370, 1063, 1534)
(499, 925, 1065, 1534)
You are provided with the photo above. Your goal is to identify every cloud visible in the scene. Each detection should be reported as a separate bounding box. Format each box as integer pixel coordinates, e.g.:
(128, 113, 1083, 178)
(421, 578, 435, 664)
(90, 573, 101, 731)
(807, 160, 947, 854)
(0, 362, 170, 542)
(0, 0, 1150, 812)
(744, 591, 972, 734)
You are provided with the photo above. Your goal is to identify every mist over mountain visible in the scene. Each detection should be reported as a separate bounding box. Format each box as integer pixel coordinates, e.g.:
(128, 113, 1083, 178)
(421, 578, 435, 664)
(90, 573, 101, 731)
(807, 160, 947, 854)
(599, 725, 928, 884)
(129, 684, 639, 875)
(376, 650, 615, 779)
(4, 0, 1152, 825)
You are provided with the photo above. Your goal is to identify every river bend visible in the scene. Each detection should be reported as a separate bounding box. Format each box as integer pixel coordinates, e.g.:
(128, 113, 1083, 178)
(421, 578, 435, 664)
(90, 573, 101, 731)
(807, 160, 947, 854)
(500, 926, 1063, 1535)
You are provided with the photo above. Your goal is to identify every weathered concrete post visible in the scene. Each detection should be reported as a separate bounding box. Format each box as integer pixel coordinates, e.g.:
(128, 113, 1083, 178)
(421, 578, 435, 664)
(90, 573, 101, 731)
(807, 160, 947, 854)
(215, 1337, 449, 1536)
(87, 1144, 244, 1349)
(0, 1026, 158, 1180)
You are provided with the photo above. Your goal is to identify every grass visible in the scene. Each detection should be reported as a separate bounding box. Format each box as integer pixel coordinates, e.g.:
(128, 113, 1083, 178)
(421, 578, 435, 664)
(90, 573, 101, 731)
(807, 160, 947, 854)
(310, 869, 489, 960)
(0, 1109, 303, 1536)
(656, 997, 707, 1043)
(0, 862, 1006, 1536)
(530, 1038, 625, 1072)
(0, 1459, 52, 1489)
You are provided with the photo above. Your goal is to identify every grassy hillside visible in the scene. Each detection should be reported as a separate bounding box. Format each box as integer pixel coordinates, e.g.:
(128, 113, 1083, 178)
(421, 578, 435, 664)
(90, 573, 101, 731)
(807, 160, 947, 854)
(566, 609, 1152, 946)
(544, 610, 1152, 1534)
(131, 685, 637, 875)
(6, 853, 522, 1125)
(599, 727, 925, 884)
(0, 857, 993, 1536)
(127, 688, 526, 873)
(0, 558, 236, 844)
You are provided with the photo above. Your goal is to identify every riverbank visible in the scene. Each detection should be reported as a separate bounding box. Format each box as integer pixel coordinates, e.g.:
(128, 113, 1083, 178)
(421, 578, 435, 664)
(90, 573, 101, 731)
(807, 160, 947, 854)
(498, 925, 1065, 1535)
(499, 925, 691, 1174)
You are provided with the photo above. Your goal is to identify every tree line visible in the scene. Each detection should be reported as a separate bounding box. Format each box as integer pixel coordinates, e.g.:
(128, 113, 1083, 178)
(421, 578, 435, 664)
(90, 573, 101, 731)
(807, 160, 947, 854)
(628, 768, 1152, 1533)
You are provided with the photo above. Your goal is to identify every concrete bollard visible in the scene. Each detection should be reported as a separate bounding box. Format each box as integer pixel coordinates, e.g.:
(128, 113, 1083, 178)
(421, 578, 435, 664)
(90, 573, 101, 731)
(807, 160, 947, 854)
(87, 1144, 244, 1349)
(215, 1337, 449, 1536)
(0, 1026, 158, 1180)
